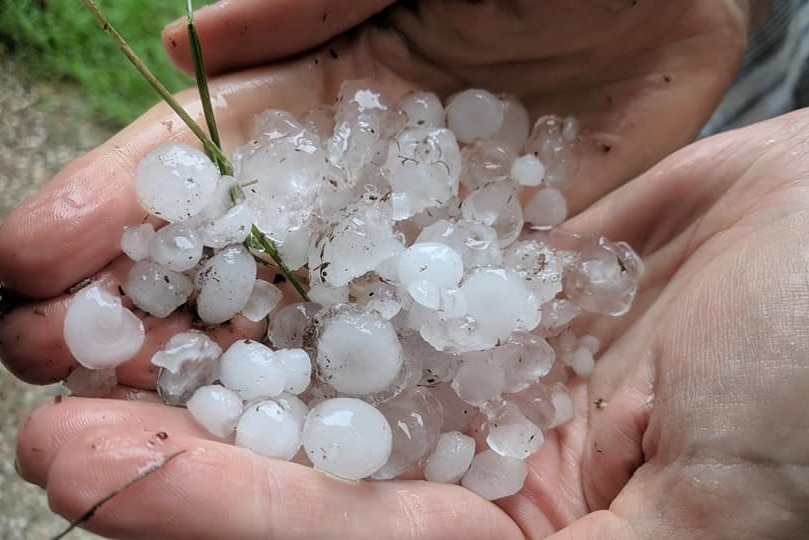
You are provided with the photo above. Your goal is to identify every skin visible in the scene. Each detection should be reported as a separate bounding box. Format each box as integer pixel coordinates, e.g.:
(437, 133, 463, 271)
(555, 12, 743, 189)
(3, 0, 807, 538)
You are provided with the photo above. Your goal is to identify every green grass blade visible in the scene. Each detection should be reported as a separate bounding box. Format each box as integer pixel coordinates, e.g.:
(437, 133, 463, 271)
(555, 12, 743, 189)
(248, 225, 311, 302)
(186, 0, 224, 167)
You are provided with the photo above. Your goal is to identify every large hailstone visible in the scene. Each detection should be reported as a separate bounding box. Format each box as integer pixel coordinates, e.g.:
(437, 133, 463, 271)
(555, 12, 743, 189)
(302, 397, 393, 480)
(195, 245, 257, 324)
(316, 306, 404, 395)
(136, 142, 220, 222)
(63, 285, 145, 369)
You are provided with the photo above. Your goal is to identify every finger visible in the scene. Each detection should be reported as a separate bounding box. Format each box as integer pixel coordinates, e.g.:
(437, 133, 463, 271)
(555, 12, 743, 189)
(0, 257, 264, 386)
(0, 60, 329, 299)
(162, 0, 394, 75)
(25, 408, 524, 540)
(16, 395, 209, 488)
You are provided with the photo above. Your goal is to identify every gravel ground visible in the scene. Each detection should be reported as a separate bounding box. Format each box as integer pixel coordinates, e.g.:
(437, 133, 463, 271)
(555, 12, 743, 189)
(0, 55, 111, 540)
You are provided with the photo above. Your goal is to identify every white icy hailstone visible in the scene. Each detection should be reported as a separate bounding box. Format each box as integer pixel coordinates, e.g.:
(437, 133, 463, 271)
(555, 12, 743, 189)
(461, 450, 528, 500)
(567, 346, 595, 376)
(416, 219, 502, 269)
(195, 245, 257, 324)
(311, 200, 404, 287)
(274, 348, 312, 395)
(396, 242, 464, 288)
(316, 306, 404, 395)
(187, 385, 243, 438)
(236, 399, 303, 460)
(302, 397, 393, 480)
(492, 332, 556, 393)
(446, 89, 504, 143)
(373, 387, 443, 479)
(384, 127, 462, 219)
(400, 90, 446, 128)
(510, 154, 546, 187)
(236, 124, 332, 243)
(460, 268, 541, 341)
(308, 284, 349, 307)
(219, 340, 286, 400)
(120, 223, 155, 261)
(63, 285, 145, 370)
(240, 279, 283, 322)
(123, 260, 194, 318)
(451, 354, 506, 406)
(198, 202, 254, 249)
(461, 179, 524, 247)
(503, 240, 563, 304)
(151, 331, 222, 406)
(524, 188, 567, 228)
(493, 95, 531, 152)
(460, 140, 517, 191)
(268, 302, 320, 349)
(423, 431, 476, 484)
(407, 280, 442, 310)
(485, 401, 544, 459)
(136, 142, 220, 222)
(549, 387, 575, 428)
(524, 115, 580, 188)
(148, 222, 203, 272)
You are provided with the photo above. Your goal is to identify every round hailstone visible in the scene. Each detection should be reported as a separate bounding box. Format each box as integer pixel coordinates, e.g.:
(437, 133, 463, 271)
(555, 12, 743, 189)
(120, 223, 155, 261)
(400, 90, 446, 128)
(396, 242, 464, 288)
(302, 397, 393, 480)
(273, 392, 309, 427)
(451, 354, 506, 406)
(460, 140, 517, 191)
(492, 332, 556, 393)
(524, 115, 580, 188)
(524, 188, 567, 228)
(510, 154, 546, 187)
(152, 331, 222, 406)
(195, 245, 257, 324)
(148, 222, 203, 272)
(268, 302, 321, 349)
(187, 385, 243, 438)
(446, 89, 504, 143)
(567, 346, 595, 376)
(316, 307, 404, 395)
(460, 268, 541, 341)
(461, 450, 528, 500)
(549, 387, 575, 428)
(485, 401, 544, 459)
(63, 285, 145, 370)
(373, 387, 443, 479)
(424, 431, 476, 484)
(275, 348, 312, 395)
(123, 260, 194, 318)
(219, 340, 286, 400)
(240, 279, 283, 322)
(236, 399, 303, 460)
(198, 202, 254, 249)
(461, 179, 524, 247)
(136, 142, 220, 222)
(494, 96, 530, 152)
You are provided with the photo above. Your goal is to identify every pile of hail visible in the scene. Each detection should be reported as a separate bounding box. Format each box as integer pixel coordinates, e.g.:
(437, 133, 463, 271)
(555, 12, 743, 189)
(62, 81, 643, 501)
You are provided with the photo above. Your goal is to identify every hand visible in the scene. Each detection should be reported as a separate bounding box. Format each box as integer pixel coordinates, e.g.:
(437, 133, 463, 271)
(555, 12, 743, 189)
(9, 96, 809, 540)
(0, 0, 763, 380)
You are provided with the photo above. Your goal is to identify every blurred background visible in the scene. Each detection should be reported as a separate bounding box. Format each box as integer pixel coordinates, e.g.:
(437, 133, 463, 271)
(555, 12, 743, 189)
(0, 1, 211, 537)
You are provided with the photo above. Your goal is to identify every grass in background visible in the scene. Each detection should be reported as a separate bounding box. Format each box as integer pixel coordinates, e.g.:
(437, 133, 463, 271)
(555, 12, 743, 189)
(0, 1, 212, 128)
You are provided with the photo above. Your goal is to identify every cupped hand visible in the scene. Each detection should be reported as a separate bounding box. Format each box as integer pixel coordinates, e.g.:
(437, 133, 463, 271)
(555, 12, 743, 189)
(0, 0, 762, 385)
(11, 98, 809, 540)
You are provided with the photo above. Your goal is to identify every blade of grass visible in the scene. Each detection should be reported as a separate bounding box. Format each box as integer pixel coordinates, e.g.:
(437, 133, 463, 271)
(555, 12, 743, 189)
(186, 0, 224, 165)
(80, 0, 232, 175)
(248, 225, 311, 302)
